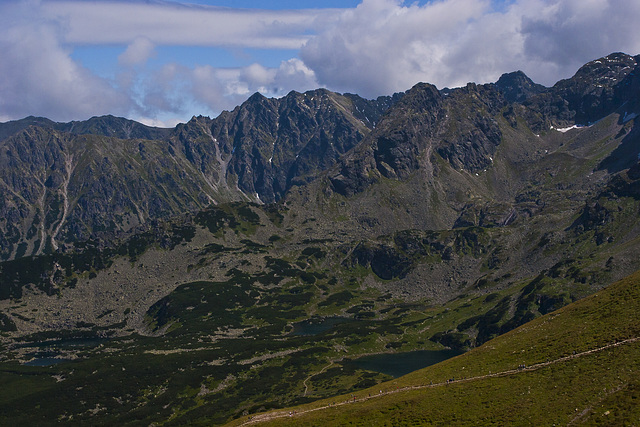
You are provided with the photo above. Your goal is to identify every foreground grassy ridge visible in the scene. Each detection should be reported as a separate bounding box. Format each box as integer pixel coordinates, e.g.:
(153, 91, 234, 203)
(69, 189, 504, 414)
(226, 270, 640, 426)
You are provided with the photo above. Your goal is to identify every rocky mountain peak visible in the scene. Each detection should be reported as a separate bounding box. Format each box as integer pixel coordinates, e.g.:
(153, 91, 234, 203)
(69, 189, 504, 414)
(574, 52, 637, 81)
(519, 52, 640, 130)
(548, 52, 640, 124)
(494, 70, 547, 103)
(397, 82, 442, 110)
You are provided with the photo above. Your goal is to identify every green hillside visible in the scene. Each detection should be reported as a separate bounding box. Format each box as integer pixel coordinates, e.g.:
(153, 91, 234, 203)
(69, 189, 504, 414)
(227, 269, 640, 426)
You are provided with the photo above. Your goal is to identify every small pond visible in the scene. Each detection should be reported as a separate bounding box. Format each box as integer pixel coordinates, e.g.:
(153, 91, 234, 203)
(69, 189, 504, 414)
(347, 349, 463, 378)
(291, 317, 353, 336)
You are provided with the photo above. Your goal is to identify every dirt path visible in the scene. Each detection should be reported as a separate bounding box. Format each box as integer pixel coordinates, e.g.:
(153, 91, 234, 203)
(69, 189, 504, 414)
(302, 361, 335, 396)
(239, 337, 640, 425)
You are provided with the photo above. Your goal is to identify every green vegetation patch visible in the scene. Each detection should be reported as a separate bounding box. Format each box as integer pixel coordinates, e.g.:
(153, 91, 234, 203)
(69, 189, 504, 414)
(232, 270, 640, 426)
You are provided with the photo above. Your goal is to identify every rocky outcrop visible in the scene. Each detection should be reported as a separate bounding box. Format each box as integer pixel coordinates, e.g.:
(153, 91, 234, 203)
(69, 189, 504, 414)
(373, 83, 445, 178)
(0, 90, 398, 260)
(329, 80, 506, 197)
(493, 70, 547, 103)
(210, 89, 374, 202)
(0, 126, 217, 260)
(524, 53, 640, 128)
(345, 242, 413, 280)
(436, 83, 504, 172)
(329, 83, 446, 195)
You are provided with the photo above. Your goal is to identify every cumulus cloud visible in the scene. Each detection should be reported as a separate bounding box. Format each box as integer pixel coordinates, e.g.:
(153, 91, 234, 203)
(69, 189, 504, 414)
(119, 37, 156, 67)
(0, 1, 133, 122)
(301, 0, 640, 97)
(301, 0, 492, 96)
(137, 59, 319, 120)
(274, 59, 319, 94)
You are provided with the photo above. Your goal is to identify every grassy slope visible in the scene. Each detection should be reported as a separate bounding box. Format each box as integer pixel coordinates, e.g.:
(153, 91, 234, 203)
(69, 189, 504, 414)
(227, 269, 640, 426)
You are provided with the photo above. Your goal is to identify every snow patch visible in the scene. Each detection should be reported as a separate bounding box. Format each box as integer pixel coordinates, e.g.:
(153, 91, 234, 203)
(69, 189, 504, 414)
(551, 124, 587, 133)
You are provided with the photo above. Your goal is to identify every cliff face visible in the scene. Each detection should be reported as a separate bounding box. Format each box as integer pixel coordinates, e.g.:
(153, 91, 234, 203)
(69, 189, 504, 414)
(207, 89, 393, 202)
(329, 53, 640, 196)
(1, 53, 639, 261)
(0, 90, 398, 260)
(0, 126, 216, 260)
(522, 53, 640, 130)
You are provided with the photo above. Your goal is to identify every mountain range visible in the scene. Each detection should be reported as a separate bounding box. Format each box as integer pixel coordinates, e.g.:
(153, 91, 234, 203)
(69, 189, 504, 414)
(0, 52, 639, 425)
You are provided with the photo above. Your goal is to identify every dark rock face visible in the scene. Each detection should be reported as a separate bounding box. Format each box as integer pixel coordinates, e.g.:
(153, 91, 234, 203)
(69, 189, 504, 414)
(1, 52, 640, 261)
(494, 70, 547, 103)
(436, 83, 504, 172)
(524, 53, 640, 128)
(210, 89, 376, 202)
(553, 53, 640, 124)
(373, 83, 444, 179)
(0, 126, 216, 260)
(454, 202, 517, 228)
(571, 201, 615, 232)
(328, 145, 379, 197)
(329, 53, 640, 200)
(329, 83, 447, 195)
(329, 81, 506, 196)
(0, 90, 397, 260)
(0, 115, 171, 142)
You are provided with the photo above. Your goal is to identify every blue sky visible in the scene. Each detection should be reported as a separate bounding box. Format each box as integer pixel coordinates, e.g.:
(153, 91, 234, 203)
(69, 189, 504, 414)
(1, 0, 639, 126)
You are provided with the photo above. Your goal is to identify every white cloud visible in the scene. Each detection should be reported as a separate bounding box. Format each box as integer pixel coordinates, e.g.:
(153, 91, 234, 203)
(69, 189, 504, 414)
(300, 0, 640, 97)
(0, 0, 326, 122)
(41, 1, 341, 49)
(301, 0, 491, 96)
(0, 1, 133, 122)
(135, 116, 184, 128)
(240, 63, 277, 93)
(138, 59, 319, 119)
(119, 37, 156, 67)
(274, 58, 318, 94)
